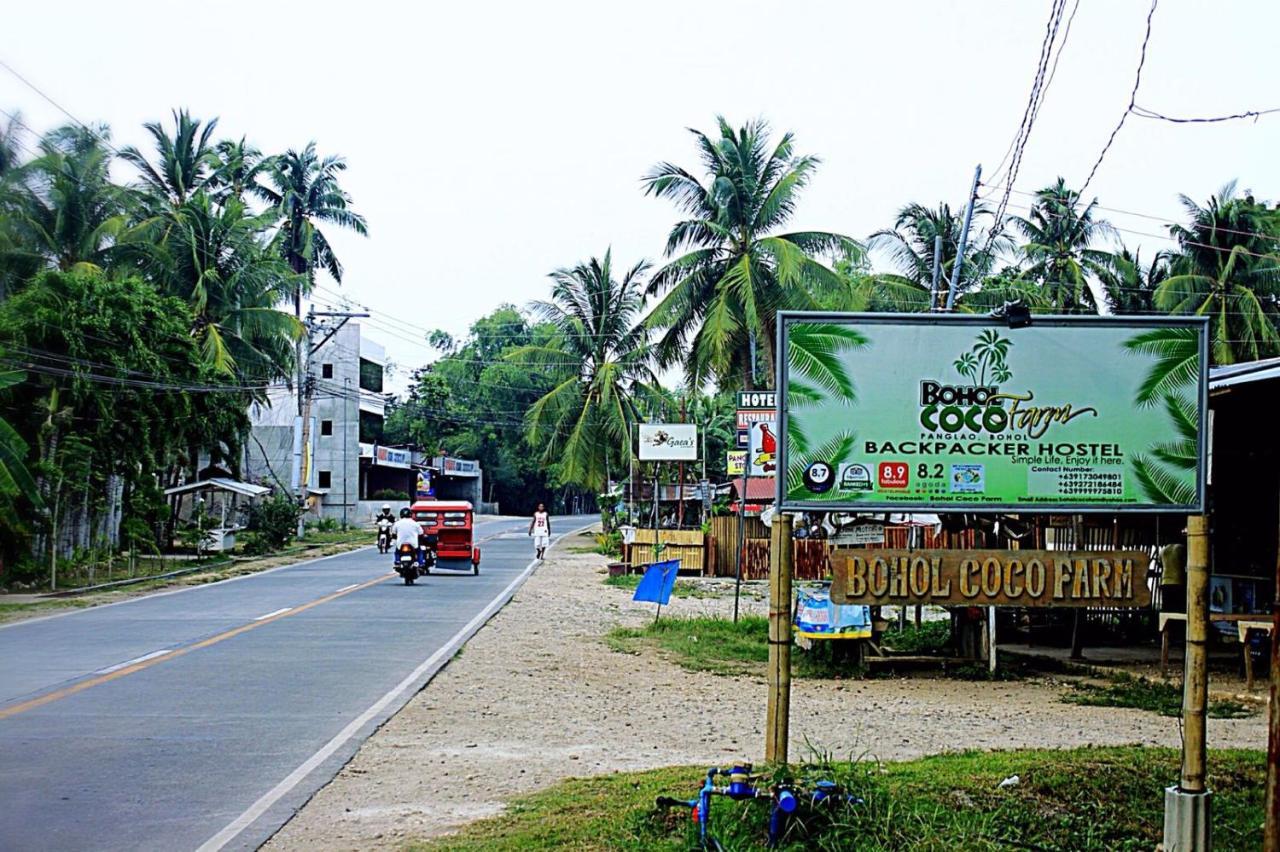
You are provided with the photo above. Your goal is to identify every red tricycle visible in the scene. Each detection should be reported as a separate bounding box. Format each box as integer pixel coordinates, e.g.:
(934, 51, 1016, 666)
(411, 500, 482, 575)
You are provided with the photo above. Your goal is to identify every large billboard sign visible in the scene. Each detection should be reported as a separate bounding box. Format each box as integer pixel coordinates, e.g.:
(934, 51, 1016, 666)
(638, 423, 699, 461)
(778, 313, 1208, 513)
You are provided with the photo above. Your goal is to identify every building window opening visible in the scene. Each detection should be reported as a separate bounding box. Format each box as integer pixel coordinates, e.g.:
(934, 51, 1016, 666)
(318, 470, 332, 489)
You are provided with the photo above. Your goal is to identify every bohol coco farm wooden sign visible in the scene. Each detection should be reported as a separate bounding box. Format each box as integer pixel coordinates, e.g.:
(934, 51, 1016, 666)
(830, 549, 1151, 608)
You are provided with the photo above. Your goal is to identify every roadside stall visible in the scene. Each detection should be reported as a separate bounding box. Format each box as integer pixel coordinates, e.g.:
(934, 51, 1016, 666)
(165, 478, 272, 552)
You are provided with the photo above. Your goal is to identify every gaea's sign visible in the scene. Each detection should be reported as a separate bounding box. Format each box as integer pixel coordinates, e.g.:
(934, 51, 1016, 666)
(778, 313, 1208, 512)
(831, 549, 1152, 608)
(638, 423, 699, 461)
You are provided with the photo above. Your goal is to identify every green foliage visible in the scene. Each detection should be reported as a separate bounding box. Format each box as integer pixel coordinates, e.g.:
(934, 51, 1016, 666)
(511, 250, 658, 493)
(383, 305, 562, 514)
(421, 748, 1267, 852)
(642, 117, 862, 388)
(245, 494, 301, 550)
(371, 488, 409, 502)
(880, 619, 951, 654)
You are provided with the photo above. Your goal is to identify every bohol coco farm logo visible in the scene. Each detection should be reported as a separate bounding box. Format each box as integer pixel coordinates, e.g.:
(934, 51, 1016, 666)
(914, 330, 1098, 439)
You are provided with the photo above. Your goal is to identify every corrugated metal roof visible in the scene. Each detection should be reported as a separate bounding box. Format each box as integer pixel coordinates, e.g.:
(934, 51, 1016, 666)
(164, 477, 272, 498)
(1209, 356, 1280, 390)
(729, 477, 778, 501)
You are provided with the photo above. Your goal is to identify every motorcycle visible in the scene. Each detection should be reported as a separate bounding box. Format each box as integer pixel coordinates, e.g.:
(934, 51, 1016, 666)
(376, 518, 393, 554)
(396, 543, 422, 585)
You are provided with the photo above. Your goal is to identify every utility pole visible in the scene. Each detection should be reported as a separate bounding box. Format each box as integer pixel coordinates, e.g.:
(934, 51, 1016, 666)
(944, 164, 983, 311)
(1164, 514, 1212, 851)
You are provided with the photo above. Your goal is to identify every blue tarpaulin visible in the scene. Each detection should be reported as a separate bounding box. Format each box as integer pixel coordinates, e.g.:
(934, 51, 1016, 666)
(633, 560, 681, 605)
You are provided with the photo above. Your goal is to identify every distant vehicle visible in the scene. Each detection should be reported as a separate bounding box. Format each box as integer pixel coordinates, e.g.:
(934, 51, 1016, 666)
(411, 500, 481, 575)
(376, 517, 393, 554)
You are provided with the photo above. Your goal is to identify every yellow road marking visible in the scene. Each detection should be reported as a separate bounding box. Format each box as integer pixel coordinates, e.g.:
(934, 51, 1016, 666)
(0, 572, 393, 720)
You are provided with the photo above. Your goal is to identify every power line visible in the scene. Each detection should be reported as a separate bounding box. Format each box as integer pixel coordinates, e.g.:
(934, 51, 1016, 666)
(986, 182, 1280, 246)
(983, 0, 1080, 197)
(1131, 104, 1280, 124)
(1078, 0, 1159, 195)
(0, 59, 124, 157)
(984, 0, 1073, 241)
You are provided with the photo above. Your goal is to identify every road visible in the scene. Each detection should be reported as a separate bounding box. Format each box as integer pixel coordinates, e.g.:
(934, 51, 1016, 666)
(0, 515, 591, 852)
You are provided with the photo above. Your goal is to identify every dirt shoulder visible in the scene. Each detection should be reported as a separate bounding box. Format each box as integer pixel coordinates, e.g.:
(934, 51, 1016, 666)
(267, 535, 1266, 851)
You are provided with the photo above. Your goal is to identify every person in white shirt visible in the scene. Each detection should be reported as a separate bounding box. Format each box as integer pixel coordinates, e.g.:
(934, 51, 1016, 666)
(528, 502, 551, 560)
(391, 507, 423, 565)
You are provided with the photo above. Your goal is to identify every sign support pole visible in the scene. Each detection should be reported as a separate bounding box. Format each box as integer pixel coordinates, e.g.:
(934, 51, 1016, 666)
(733, 476, 746, 623)
(765, 511, 793, 764)
(1164, 514, 1212, 851)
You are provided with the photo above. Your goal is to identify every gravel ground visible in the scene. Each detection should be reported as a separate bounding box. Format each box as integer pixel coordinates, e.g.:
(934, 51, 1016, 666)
(266, 535, 1268, 850)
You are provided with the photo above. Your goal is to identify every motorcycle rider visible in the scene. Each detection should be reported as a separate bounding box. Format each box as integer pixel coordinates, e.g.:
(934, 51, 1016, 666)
(375, 503, 395, 551)
(391, 507, 423, 567)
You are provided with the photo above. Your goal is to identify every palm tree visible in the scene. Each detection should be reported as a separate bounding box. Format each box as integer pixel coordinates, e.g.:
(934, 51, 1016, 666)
(0, 365, 41, 505)
(508, 250, 658, 492)
(139, 192, 301, 380)
(1154, 182, 1280, 364)
(1096, 247, 1170, 314)
(211, 137, 275, 204)
(15, 125, 130, 274)
(642, 117, 860, 388)
(869, 201, 1006, 310)
(261, 143, 368, 315)
(119, 109, 219, 208)
(1008, 178, 1116, 312)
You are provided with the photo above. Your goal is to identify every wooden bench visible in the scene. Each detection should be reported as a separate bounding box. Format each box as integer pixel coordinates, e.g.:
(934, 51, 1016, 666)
(1159, 612, 1274, 689)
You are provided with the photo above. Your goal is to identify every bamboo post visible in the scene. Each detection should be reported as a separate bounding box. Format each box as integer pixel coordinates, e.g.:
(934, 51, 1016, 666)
(1182, 514, 1210, 795)
(765, 512, 793, 764)
(1164, 513, 1213, 851)
(1264, 496, 1280, 852)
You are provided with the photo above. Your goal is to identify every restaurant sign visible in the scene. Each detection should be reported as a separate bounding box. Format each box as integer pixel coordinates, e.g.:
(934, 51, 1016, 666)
(831, 548, 1152, 608)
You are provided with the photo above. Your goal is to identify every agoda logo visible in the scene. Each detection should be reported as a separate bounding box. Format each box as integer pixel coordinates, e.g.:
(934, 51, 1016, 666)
(917, 330, 1098, 439)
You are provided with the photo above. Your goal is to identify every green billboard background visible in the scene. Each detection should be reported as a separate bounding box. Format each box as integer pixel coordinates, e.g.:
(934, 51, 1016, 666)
(779, 313, 1207, 512)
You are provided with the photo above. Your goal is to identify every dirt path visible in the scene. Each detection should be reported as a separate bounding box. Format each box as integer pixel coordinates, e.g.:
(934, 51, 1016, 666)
(267, 537, 1267, 850)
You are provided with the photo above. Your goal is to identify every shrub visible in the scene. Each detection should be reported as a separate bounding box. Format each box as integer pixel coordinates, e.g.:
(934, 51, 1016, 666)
(245, 494, 301, 550)
(371, 488, 409, 501)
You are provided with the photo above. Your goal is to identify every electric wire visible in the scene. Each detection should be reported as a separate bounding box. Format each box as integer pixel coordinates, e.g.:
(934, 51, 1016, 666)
(1078, 0, 1159, 195)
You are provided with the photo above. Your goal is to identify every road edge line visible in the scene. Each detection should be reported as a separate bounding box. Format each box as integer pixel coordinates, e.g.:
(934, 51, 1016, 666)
(195, 522, 596, 852)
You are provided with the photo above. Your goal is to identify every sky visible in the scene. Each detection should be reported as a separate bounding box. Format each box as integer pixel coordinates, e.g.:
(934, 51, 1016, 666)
(4, 0, 1277, 393)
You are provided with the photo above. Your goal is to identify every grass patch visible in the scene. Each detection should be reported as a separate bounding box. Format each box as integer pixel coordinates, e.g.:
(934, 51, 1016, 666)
(1064, 673, 1254, 718)
(416, 746, 1267, 851)
(607, 616, 769, 677)
(606, 616, 864, 679)
(604, 574, 720, 600)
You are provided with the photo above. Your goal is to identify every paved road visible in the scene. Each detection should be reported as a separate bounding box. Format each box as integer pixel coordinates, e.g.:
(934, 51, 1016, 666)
(0, 515, 592, 851)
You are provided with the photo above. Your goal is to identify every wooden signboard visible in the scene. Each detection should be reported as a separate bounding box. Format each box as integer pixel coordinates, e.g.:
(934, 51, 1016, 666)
(831, 549, 1151, 608)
